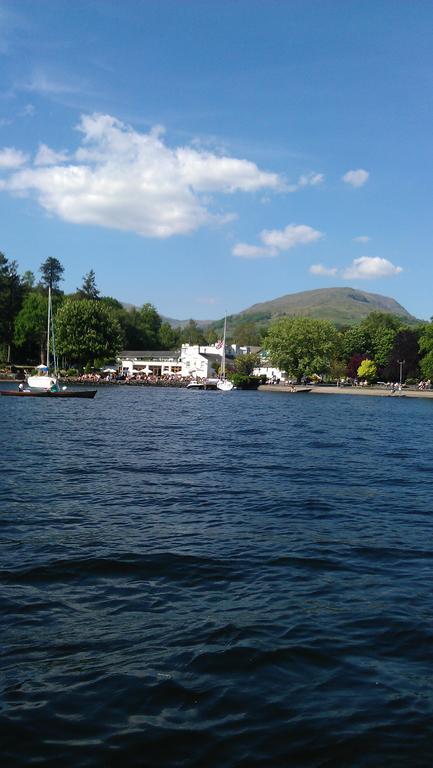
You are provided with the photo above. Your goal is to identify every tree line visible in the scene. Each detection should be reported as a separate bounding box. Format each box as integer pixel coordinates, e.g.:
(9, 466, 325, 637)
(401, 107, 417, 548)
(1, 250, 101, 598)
(1, 251, 433, 381)
(0, 255, 223, 369)
(265, 314, 433, 383)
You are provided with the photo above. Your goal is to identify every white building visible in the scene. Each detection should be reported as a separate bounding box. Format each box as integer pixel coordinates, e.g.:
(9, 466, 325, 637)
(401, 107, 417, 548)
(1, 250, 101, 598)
(118, 350, 182, 377)
(252, 351, 287, 382)
(118, 343, 263, 379)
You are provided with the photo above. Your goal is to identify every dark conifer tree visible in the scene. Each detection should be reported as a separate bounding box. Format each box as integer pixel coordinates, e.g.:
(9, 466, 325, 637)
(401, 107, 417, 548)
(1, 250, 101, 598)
(40, 257, 64, 290)
(77, 270, 100, 300)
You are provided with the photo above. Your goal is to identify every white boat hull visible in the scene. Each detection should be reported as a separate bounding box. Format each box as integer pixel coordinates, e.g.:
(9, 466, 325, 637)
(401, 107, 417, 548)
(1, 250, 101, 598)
(217, 379, 234, 391)
(27, 375, 58, 390)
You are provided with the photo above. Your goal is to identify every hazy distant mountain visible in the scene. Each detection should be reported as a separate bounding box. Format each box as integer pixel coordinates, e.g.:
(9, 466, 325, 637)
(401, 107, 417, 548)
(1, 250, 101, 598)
(160, 316, 215, 329)
(229, 287, 418, 328)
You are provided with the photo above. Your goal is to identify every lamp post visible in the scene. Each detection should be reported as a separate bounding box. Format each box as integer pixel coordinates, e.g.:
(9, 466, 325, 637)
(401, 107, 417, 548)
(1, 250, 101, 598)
(398, 359, 405, 388)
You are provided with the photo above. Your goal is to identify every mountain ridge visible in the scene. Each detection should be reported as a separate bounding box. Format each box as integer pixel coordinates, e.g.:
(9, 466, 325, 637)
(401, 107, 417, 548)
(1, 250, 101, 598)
(233, 286, 417, 328)
(124, 288, 419, 330)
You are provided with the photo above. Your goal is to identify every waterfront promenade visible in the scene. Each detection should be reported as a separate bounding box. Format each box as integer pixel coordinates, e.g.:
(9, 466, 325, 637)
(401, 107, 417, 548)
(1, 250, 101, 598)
(258, 384, 433, 399)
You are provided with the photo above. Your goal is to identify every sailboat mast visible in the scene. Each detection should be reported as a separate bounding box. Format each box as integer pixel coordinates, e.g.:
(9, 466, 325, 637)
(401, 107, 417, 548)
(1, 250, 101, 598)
(46, 283, 51, 369)
(221, 316, 227, 379)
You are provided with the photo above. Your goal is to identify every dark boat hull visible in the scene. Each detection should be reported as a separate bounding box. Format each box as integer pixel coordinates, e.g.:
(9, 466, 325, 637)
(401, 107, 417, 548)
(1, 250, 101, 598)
(0, 389, 97, 399)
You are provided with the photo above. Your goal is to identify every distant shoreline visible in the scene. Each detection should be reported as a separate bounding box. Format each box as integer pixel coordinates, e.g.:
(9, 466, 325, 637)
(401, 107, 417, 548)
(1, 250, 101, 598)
(2, 378, 433, 399)
(258, 384, 433, 399)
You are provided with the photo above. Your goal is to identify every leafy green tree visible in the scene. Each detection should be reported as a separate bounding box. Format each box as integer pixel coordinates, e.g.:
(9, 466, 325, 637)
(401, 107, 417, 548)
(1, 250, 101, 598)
(419, 321, 433, 379)
(137, 303, 161, 347)
(234, 352, 260, 376)
(22, 270, 35, 289)
(100, 296, 124, 312)
(360, 311, 401, 369)
(232, 320, 261, 346)
(0, 252, 11, 357)
(40, 257, 64, 290)
(14, 290, 49, 363)
(204, 326, 218, 345)
(158, 322, 180, 349)
(340, 325, 371, 361)
(56, 299, 122, 366)
(357, 359, 377, 382)
(0, 254, 25, 362)
(77, 269, 100, 300)
(265, 317, 338, 382)
(180, 319, 206, 345)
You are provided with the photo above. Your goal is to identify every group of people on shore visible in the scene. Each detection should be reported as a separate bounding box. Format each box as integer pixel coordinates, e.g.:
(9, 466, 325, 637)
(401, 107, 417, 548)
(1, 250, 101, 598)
(75, 372, 199, 386)
(418, 379, 432, 390)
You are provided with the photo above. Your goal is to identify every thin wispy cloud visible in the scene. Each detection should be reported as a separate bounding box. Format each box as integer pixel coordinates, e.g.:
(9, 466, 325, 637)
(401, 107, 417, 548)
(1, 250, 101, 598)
(22, 70, 81, 96)
(34, 143, 69, 166)
(20, 103, 35, 117)
(309, 263, 338, 276)
(233, 243, 278, 259)
(0, 5, 24, 55)
(342, 168, 369, 188)
(196, 296, 218, 305)
(234, 223, 324, 259)
(287, 171, 324, 192)
(353, 235, 371, 243)
(0, 113, 284, 238)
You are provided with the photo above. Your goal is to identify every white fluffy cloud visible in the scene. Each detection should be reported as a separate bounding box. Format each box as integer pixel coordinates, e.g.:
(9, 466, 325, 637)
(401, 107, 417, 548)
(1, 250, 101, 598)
(261, 224, 324, 250)
(309, 263, 338, 276)
(0, 147, 28, 169)
(0, 114, 283, 238)
(343, 256, 402, 279)
(233, 223, 324, 259)
(342, 169, 369, 187)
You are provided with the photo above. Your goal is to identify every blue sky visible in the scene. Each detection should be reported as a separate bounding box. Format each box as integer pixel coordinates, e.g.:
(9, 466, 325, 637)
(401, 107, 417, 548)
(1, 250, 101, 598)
(0, 0, 432, 320)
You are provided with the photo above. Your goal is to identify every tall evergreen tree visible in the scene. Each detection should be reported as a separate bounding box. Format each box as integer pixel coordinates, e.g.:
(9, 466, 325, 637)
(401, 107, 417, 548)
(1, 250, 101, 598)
(77, 269, 100, 300)
(40, 257, 64, 290)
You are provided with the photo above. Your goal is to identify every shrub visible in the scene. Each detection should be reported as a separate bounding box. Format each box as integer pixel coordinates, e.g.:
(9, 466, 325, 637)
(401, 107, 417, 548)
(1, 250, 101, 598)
(230, 373, 261, 390)
(357, 359, 377, 382)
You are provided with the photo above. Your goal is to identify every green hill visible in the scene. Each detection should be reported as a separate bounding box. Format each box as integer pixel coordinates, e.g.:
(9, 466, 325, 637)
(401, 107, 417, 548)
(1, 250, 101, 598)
(229, 287, 417, 329)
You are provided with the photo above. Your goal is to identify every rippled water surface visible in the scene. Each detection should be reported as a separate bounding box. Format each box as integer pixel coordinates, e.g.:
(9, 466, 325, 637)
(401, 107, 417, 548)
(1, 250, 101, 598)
(2, 386, 433, 767)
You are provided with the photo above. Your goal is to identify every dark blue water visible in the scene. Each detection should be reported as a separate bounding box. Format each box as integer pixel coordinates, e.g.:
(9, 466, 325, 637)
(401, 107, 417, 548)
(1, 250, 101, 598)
(1, 386, 433, 767)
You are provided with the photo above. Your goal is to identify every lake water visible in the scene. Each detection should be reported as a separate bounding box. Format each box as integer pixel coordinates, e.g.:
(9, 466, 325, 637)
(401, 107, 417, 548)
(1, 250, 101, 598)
(1, 386, 433, 767)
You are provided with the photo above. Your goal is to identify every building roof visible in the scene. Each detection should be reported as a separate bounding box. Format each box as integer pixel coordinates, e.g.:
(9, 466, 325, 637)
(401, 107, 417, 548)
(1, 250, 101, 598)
(119, 350, 180, 360)
(200, 353, 222, 361)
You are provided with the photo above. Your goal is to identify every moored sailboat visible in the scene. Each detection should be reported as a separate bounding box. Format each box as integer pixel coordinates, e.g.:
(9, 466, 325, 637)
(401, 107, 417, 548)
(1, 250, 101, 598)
(1, 281, 96, 399)
(27, 284, 60, 391)
(216, 316, 234, 392)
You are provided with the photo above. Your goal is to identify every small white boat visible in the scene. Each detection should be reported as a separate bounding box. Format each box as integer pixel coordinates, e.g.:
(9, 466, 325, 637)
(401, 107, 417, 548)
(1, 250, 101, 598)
(27, 365, 58, 391)
(186, 378, 218, 390)
(216, 379, 233, 392)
